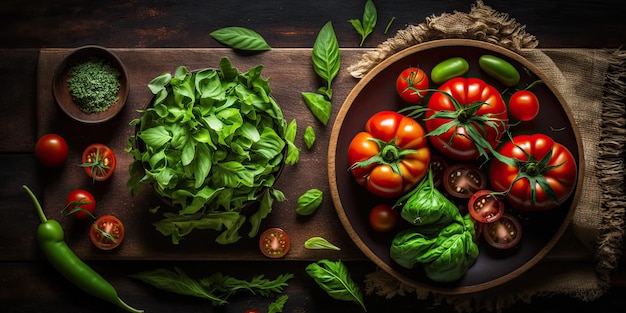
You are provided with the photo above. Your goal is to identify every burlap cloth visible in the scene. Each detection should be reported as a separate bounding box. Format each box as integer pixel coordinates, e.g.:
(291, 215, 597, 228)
(348, 1, 626, 311)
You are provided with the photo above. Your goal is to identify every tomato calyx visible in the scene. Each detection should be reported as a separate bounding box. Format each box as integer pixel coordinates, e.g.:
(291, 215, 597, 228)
(92, 223, 118, 243)
(61, 198, 96, 219)
(495, 142, 565, 206)
(81, 148, 112, 182)
(348, 137, 418, 176)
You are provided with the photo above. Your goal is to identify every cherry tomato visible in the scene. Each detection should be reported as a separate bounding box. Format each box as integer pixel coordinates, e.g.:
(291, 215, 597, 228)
(425, 77, 508, 160)
(348, 111, 430, 198)
(35, 133, 69, 167)
(90, 215, 125, 250)
(259, 228, 290, 259)
(81, 143, 116, 181)
(429, 155, 449, 188)
(467, 190, 504, 224)
(508, 90, 539, 121)
(369, 204, 398, 232)
(489, 134, 577, 211)
(395, 67, 429, 104)
(62, 189, 96, 220)
(245, 310, 259, 313)
(473, 219, 484, 242)
(442, 163, 486, 198)
(483, 213, 522, 249)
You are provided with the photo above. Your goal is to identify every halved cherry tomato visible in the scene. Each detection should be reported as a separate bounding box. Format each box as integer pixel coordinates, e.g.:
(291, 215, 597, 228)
(35, 133, 69, 167)
(468, 190, 504, 223)
(483, 213, 522, 249)
(81, 143, 116, 182)
(396, 67, 429, 104)
(259, 228, 290, 259)
(508, 89, 539, 121)
(90, 215, 125, 250)
(429, 154, 449, 188)
(442, 163, 486, 198)
(369, 204, 398, 232)
(348, 111, 430, 198)
(473, 219, 484, 242)
(62, 189, 96, 220)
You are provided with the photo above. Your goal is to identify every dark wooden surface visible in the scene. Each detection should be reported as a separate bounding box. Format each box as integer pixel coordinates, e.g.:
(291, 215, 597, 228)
(1, 1, 625, 312)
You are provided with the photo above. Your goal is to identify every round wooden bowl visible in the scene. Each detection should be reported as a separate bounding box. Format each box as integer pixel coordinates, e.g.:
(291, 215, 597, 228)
(328, 39, 584, 294)
(53, 45, 129, 124)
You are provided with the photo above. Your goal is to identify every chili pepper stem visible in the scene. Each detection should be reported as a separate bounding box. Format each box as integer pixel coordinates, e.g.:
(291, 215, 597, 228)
(116, 298, 144, 313)
(23, 185, 47, 223)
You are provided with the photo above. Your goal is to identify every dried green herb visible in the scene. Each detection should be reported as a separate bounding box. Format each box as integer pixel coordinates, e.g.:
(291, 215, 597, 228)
(68, 57, 120, 113)
(348, 0, 377, 46)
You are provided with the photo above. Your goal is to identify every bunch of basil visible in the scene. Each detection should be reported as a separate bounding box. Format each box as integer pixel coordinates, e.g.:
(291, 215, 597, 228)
(127, 57, 292, 245)
(390, 171, 479, 282)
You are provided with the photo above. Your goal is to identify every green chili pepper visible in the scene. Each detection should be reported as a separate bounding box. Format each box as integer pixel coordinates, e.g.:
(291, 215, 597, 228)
(23, 185, 143, 313)
(430, 57, 469, 84)
(478, 54, 520, 87)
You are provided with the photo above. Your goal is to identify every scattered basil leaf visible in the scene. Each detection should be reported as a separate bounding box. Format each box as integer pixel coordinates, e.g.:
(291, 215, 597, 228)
(268, 294, 288, 313)
(304, 237, 341, 250)
(285, 119, 300, 165)
(384, 16, 396, 34)
(210, 26, 272, 51)
(312, 21, 340, 98)
(302, 92, 331, 126)
(304, 126, 316, 149)
(305, 259, 366, 311)
(296, 188, 323, 216)
(131, 267, 293, 307)
(348, 0, 377, 46)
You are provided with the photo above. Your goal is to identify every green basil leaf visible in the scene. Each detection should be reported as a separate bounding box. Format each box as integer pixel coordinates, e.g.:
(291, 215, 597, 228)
(284, 119, 300, 165)
(305, 259, 366, 311)
(296, 188, 323, 216)
(139, 126, 172, 149)
(350, 0, 377, 46)
(304, 237, 341, 250)
(312, 21, 340, 94)
(210, 26, 271, 51)
(148, 72, 172, 94)
(302, 92, 331, 125)
(304, 126, 316, 149)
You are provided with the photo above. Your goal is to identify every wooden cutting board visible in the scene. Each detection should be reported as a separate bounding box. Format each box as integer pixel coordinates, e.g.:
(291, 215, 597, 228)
(35, 48, 367, 261)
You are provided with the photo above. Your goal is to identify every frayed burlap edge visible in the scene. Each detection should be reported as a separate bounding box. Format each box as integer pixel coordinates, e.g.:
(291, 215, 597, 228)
(595, 48, 626, 291)
(347, 0, 538, 79)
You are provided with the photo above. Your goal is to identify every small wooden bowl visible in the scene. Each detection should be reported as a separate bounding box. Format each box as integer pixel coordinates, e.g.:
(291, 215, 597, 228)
(53, 45, 129, 124)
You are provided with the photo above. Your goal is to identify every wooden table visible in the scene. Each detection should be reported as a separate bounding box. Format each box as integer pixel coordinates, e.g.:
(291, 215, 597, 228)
(1, 1, 625, 312)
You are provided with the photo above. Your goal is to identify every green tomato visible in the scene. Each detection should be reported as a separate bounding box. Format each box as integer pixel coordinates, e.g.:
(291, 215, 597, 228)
(478, 54, 520, 87)
(430, 57, 469, 84)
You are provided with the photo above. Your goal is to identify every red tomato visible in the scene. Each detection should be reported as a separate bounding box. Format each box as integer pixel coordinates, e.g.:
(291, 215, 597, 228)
(259, 228, 290, 259)
(90, 215, 125, 250)
(35, 134, 69, 167)
(369, 204, 398, 232)
(62, 189, 96, 220)
(489, 134, 578, 211)
(348, 111, 431, 198)
(467, 190, 504, 224)
(483, 213, 522, 249)
(396, 67, 429, 104)
(81, 144, 116, 182)
(425, 77, 508, 160)
(442, 163, 487, 199)
(509, 90, 539, 121)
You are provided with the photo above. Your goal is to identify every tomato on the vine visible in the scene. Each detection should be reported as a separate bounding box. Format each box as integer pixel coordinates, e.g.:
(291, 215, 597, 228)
(348, 111, 430, 198)
(483, 213, 522, 249)
(508, 89, 539, 121)
(442, 163, 486, 199)
(467, 190, 504, 224)
(81, 143, 116, 182)
(90, 215, 125, 250)
(489, 133, 578, 211)
(35, 133, 68, 167)
(369, 204, 398, 232)
(425, 77, 508, 161)
(396, 67, 429, 104)
(62, 189, 96, 220)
